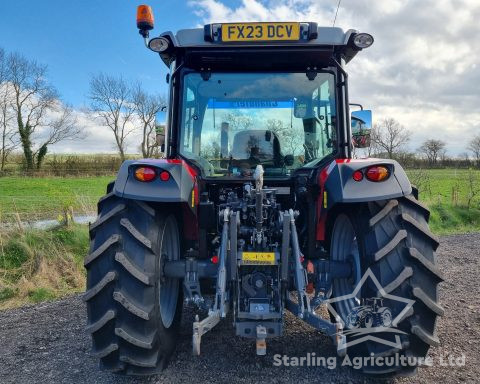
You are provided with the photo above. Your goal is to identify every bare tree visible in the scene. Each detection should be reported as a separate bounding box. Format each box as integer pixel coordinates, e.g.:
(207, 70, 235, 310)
(372, 117, 410, 158)
(34, 104, 82, 169)
(265, 119, 303, 157)
(132, 84, 165, 158)
(0, 86, 19, 171)
(89, 73, 136, 160)
(468, 134, 480, 166)
(0, 48, 19, 171)
(464, 168, 480, 209)
(459, 152, 471, 167)
(439, 148, 449, 166)
(8, 52, 58, 170)
(418, 139, 446, 166)
(364, 124, 380, 157)
(408, 168, 432, 198)
(221, 111, 253, 132)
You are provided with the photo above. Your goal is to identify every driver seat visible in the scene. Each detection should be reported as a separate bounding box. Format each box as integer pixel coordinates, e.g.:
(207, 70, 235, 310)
(230, 130, 283, 168)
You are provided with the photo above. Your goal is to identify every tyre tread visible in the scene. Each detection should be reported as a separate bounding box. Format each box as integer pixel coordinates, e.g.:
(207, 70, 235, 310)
(93, 343, 118, 358)
(115, 251, 151, 285)
(408, 247, 444, 281)
(369, 200, 399, 228)
(84, 234, 121, 267)
(379, 267, 413, 295)
(401, 213, 439, 249)
(90, 203, 126, 232)
(412, 286, 444, 316)
(113, 291, 151, 321)
(115, 327, 155, 349)
(83, 271, 117, 302)
(373, 230, 407, 261)
(120, 218, 152, 250)
(86, 310, 116, 334)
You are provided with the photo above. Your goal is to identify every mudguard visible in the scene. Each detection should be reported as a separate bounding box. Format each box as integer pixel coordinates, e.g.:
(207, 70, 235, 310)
(321, 158, 411, 206)
(113, 159, 197, 206)
(315, 158, 411, 241)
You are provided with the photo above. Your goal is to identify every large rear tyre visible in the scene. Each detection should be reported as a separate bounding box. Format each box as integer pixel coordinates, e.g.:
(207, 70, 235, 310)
(84, 186, 182, 375)
(330, 194, 444, 377)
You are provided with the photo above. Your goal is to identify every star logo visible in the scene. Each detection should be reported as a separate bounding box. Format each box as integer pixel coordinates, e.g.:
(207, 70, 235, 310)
(324, 268, 415, 350)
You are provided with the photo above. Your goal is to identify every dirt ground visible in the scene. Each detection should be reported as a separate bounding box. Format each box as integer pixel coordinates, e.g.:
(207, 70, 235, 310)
(0, 233, 478, 384)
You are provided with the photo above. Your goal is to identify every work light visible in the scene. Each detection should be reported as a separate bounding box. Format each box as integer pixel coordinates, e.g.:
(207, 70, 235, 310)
(353, 33, 374, 49)
(148, 37, 170, 52)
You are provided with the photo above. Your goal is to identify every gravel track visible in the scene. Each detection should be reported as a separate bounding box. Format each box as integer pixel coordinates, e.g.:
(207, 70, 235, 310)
(0, 233, 478, 384)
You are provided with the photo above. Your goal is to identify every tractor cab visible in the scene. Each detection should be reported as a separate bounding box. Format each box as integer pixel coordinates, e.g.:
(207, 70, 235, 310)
(136, 10, 375, 184)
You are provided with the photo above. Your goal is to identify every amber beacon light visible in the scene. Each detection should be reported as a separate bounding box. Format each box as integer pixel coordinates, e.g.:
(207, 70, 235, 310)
(137, 5, 154, 38)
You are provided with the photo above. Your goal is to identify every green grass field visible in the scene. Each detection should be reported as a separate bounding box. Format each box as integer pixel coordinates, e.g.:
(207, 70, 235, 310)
(406, 169, 480, 204)
(0, 169, 479, 233)
(0, 176, 114, 220)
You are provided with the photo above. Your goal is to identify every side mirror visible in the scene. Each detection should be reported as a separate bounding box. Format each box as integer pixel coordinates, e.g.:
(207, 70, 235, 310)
(284, 155, 294, 166)
(351, 109, 372, 148)
(155, 107, 167, 147)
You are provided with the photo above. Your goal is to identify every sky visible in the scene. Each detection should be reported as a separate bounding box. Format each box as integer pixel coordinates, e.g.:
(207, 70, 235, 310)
(0, 0, 479, 155)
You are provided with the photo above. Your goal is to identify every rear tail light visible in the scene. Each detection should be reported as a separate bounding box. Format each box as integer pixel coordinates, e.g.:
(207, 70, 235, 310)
(366, 165, 390, 182)
(159, 170, 170, 181)
(134, 166, 156, 182)
(352, 170, 364, 182)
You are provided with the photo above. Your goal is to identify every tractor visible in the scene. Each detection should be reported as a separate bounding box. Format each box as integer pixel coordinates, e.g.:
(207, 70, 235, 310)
(346, 298, 393, 329)
(84, 4, 444, 377)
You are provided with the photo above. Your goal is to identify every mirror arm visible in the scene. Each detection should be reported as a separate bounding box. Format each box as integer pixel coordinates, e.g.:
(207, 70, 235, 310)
(349, 103, 363, 111)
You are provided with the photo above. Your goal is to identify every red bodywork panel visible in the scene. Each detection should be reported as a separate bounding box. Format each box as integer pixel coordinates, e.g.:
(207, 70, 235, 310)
(316, 158, 376, 240)
(149, 159, 199, 241)
(316, 161, 335, 241)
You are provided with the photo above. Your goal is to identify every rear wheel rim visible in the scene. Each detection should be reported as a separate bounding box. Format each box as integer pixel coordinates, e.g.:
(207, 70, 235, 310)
(159, 215, 180, 328)
(331, 214, 361, 326)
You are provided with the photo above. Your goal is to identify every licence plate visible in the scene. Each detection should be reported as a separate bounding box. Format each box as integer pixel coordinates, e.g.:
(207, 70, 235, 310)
(241, 252, 276, 265)
(221, 23, 300, 42)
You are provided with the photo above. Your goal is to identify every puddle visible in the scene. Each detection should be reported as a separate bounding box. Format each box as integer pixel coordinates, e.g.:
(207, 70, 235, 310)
(1, 214, 97, 230)
(30, 215, 97, 229)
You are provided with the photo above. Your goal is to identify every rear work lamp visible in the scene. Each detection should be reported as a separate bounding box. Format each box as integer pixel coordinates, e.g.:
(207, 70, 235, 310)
(353, 33, 374, 49)
(148, 37, 170, 52)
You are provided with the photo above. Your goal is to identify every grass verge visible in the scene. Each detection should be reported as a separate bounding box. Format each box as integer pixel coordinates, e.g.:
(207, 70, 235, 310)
(0, 176, 112, 220)
(0, 224, 87, 310)
(428, 204, 480, 235)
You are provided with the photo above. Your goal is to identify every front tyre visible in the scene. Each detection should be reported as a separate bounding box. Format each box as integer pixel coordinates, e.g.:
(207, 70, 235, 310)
(84, 187, 182, 375)
(330, 194, 444, 377)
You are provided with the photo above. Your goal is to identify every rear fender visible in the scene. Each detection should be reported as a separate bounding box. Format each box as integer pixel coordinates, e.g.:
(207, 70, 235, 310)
(322, 158, 411, 205)
(113, 159, 199, 240)
(113, 159, 198, 205)
(316, 158, 411, 241)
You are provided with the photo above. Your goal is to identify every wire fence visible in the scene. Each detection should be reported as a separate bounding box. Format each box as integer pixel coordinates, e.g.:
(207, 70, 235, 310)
(0, 169, 118, 177)
(0, 193, 98, 229)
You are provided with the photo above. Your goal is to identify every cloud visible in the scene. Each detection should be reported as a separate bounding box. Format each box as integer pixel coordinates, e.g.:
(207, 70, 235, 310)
(189, 0, 480, 155)
(47, 108, 144, 154)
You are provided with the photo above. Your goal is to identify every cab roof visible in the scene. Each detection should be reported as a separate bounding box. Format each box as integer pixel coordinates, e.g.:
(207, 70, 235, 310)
(157, 23, 363, 68)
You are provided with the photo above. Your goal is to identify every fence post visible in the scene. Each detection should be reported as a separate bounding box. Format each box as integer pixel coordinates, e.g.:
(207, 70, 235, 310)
(63, 206, 74, 227)
(14, 212, 24, 232)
